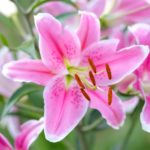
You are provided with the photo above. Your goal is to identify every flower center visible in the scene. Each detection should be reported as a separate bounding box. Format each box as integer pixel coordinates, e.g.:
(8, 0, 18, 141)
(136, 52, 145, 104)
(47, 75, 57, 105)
(65, 58, 113, 105)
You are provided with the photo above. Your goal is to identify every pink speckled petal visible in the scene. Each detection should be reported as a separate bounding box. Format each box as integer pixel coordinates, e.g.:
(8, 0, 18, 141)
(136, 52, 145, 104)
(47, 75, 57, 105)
(35, 13, 81, 73)
(44, 76, 89, 142)
(82, 44, 149, 86)
(88, 87, 125, 129)
(77, 11, 100, 50)
(3, 59, 53, 86)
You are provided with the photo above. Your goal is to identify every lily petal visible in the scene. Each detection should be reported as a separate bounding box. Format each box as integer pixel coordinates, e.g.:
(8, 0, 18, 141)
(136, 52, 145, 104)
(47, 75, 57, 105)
(87, 0, 106, 17)
(3, 59, 53, 86)
(15, 118, 44, 150)
(0, 133, 13, 150)
(118, 74, 136, 93)
(77, 11, 100, 50)
(35, 13, 81, 73)
(82, 44, 149, 86)
(41, 1, 75, 16)
(129, 23, 150, 46)
(113, 0, 150, 23)
(44, 76, 89, 142)
(140, 96, 150, 132)
(88, 87, 125, 129)
(122, 97, 139, 113)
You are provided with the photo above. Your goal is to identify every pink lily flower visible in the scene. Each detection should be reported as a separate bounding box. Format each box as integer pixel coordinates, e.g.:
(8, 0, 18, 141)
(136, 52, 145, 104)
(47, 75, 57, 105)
(0, 47, 20, 97)
(129, 23, 150, 132)
(110, 23, 150, 132)
(0, 118, 43, 150)
(41, 0, 105, 17)
(105, 0, 150, 26)
(2, 12, 149, 142)
(0, 133, 13, 150)
(0, 47, 30, 138)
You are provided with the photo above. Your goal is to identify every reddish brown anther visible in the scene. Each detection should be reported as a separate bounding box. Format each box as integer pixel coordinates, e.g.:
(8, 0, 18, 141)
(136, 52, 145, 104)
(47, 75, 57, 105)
(108, 87, 113, 105)
(88, 58, 97, 73)
(89, 71, 96, 86)
(75, 74, 85, 89)
(105, 64, 112, 80)
(80, 88, 91, 101)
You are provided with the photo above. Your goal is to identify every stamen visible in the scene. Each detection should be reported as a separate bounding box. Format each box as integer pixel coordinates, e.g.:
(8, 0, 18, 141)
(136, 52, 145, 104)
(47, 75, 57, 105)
(89, 71, 96, 86)
(108, 87, 112, 105)
(105, 64, 112, 80)
(75, 74, 85, 89)
(88, 58, 97, 73)
(80, 88, 91, 101)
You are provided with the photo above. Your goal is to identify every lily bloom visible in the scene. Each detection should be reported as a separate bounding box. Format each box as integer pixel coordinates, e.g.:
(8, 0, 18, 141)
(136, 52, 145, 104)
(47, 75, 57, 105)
(2, 12, 149, 142)
(110, 23, 150, 132)
(0, 47, 20, 97)
(129, 23, 150, 132)
(41, 0, 105, 17)
(103, 0, 150, 26)
(0, 118, 43, 150)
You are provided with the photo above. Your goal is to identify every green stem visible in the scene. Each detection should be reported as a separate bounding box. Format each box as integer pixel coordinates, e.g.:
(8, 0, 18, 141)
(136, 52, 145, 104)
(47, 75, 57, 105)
(26, 0, 79, 14)
(16, 103, 43, 114)
(119, 100, 143, 150)
(82, 118, 103, 132)
(77, 126, 89, 150)
(11, 0, 40, 58)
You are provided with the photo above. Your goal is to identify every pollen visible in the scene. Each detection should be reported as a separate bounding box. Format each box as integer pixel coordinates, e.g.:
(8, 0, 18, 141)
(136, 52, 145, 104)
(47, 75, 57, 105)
(108, 87, 112, 105)
(105, 64, 112, 80)
(89, 71, 96, 86)
(75, 74, 85, 89)
(80, 88, 91, 101)
(88, 58, 97, 73)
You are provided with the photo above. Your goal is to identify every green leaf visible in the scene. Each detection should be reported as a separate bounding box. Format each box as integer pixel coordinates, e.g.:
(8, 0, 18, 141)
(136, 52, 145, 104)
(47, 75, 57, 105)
(31, 132, 68, 150)
(16, 39, 38, 59)
(0, 14, 23, 47)
(26, 0, 78, 14)
(56, 11, 77, 21)
(1, 83, 43, 119)
(0, 33, 9, 46)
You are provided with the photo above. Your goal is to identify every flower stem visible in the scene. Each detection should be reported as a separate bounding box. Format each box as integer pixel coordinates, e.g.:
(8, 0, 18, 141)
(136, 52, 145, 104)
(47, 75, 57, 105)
(82, 118, 103, 132)
(119, 100, 143, 150)
(11, 0, 40, 58)
(77, 125, 89, 150)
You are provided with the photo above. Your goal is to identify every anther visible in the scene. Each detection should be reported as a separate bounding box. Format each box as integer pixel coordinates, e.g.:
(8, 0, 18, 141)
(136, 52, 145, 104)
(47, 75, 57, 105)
(75, 74, 85, 89)
(80, 88, 91, 101)
(108, 87, 112, 105)
(89, 71, 96, 86)
(88, 58, 97, 73)
(105, 64, 112, 80)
